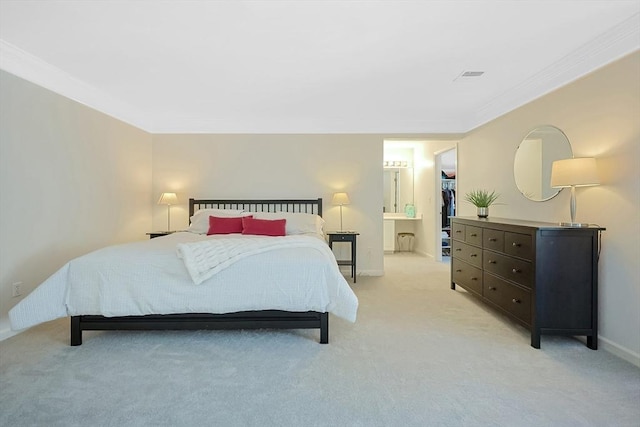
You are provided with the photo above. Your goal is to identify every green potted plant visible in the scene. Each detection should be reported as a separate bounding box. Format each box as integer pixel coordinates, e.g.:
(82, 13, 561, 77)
(464, 189, 500, 218)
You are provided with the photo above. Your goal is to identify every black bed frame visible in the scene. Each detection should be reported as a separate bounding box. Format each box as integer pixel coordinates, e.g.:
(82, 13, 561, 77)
(70, 197, 328, 346)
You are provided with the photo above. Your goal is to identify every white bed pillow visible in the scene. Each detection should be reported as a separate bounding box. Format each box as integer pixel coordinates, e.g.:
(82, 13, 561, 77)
(188, 209, 248, 234)
(254, 212, 325, 236)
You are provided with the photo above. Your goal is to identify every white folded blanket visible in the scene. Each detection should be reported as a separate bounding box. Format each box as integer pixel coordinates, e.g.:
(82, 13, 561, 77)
(177, 235, 329, 285)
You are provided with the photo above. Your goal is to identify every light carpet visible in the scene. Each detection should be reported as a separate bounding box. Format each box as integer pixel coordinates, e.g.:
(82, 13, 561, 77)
(1, 253, 638, 427)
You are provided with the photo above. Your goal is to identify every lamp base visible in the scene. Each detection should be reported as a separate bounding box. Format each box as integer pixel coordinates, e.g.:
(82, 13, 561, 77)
(559, 222, 591, 228)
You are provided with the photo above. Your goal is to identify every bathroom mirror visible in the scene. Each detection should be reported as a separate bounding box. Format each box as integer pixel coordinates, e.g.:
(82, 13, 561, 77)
(514, 125, 573, 201)
(383, 167, 414, 213)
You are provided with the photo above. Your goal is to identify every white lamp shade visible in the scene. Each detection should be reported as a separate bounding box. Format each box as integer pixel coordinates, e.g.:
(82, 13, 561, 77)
(157, 192, 178, 205)
(332, 192, 350, 205)
(550, 158, 600, 188)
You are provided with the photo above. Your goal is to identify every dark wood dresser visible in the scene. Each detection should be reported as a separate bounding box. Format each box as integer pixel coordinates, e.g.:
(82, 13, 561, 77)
(450, 216, 604, 349)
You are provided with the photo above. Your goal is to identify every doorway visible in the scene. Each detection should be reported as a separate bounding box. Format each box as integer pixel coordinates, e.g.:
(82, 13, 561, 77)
(434, 147, 457, 262)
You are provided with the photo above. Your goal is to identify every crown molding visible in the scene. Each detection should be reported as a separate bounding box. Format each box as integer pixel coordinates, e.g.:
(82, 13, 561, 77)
(147, 115, 467, 134)
(0, 40, 153, 131)
(464, 13, 640, 132)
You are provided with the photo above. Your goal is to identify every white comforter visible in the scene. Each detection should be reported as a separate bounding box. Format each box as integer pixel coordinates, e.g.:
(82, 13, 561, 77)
(9, 232, 358, 331)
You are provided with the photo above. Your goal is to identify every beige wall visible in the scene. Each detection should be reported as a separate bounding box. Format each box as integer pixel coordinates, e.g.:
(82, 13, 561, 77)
(0, 71, 153, 338)
(151, 134, 462, 274)
(151, 134, 385, 275)
(457, 52, 640, 363)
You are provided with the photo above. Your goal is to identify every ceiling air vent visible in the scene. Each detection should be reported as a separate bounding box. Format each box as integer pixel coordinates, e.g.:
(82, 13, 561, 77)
(454, 70, 485, 82)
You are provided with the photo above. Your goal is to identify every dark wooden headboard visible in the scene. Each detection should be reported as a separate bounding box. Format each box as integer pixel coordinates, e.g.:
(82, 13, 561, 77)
(189, 198, 323, 221)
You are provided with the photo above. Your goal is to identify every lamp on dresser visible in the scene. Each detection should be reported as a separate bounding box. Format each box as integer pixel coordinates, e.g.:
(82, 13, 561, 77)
(157, 192, 178, 232)
(550, 157, 599, 227)
(332, 192, 350, 232)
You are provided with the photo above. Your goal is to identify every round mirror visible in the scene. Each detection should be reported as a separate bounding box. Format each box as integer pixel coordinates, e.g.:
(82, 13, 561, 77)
(514, 125, 573, 201)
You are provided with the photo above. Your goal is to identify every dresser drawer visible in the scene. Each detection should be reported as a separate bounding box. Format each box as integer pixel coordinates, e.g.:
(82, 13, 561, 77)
(504, 232, 533, 260)
(452, 259, 483, 296)
(465, 226, 483, 246)
(483, 250, 533, 288)
(484, 273, 531, 325)
(451, 222, 465, 241)
(483, 228, 504, 252)
(452, 240, 482, 268)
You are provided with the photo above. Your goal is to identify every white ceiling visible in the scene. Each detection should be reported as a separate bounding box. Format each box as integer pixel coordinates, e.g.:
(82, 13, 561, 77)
(1, 1, 638, 134)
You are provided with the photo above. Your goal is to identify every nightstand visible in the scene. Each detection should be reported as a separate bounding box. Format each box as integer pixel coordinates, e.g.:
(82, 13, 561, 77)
(146, 231, 174, 239)
(327, 231, 359, 283)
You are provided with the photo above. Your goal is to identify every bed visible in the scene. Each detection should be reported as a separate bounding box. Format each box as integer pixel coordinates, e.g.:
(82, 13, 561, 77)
(9, 198, 358, 345)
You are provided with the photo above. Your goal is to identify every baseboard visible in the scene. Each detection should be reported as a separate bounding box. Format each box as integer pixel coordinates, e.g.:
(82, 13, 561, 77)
(0, 327, 21, 342)
(384, 250, 431, 257)
(599, 336, 640, 367)
(357, 269, 384, 277)
(385, 249, 433, 259)
(414, 250, 429, 258)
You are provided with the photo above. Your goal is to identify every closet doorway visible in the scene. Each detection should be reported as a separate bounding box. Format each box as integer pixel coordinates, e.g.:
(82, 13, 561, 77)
(434, 147, 457, 262)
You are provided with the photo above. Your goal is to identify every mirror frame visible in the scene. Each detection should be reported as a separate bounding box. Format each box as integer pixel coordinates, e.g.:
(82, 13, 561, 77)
(514, 125, 573, 202)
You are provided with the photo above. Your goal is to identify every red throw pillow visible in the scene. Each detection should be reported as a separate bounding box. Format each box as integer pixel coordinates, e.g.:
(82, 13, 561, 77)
(241, 217, 286, 236)
(207, 215, 252, 235)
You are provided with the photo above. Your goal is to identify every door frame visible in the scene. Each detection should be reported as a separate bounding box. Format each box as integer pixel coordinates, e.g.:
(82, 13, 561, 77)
(434, 146, 457, 262)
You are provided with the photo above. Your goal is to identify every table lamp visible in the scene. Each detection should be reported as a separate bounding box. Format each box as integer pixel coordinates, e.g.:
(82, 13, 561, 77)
(157, 192, 178, 231)
(550, 158, 599, 227)
(332, 192, 350, 232)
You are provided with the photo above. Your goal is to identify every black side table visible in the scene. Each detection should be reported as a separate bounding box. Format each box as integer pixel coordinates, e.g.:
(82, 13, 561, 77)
(327, 231, 359, 283)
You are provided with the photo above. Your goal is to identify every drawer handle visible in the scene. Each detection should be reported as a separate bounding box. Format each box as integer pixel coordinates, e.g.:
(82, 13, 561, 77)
(488, 260, 496, 264)
(471, 277, 478, 281)
(512, 242, 522, 247)
(512, 298, 521, 304)
(488, 286, 497, 291)
(512, 268, 521, 274)
(455, 230, 462, 234)
(470, 254, 478, 257)
(488, 238, 497, 242)
(470, 233, 477, 237)
(455, 269, 462, 273)
(455, 248, 462, 252)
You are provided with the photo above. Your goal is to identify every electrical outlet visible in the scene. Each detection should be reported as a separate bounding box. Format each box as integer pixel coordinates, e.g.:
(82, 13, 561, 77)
(12, 282, 22, 297)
